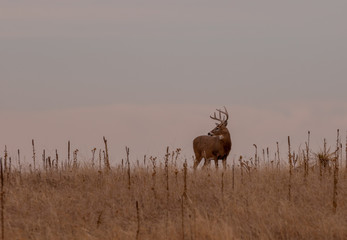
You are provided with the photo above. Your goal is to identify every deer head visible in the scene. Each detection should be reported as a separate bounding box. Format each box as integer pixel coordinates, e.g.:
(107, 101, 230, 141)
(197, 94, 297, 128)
(208, 107, 229, 137)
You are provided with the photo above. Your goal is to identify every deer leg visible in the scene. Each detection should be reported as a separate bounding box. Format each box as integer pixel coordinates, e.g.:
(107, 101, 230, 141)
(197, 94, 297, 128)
(193, 156, 202, 170)
(222, 158, 227, 169)
(202, 158, 211, 169)
(215, 159, 219, 169)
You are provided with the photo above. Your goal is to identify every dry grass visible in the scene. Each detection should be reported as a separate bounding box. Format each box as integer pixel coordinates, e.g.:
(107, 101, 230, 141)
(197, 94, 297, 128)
(1, 155, 347, 240)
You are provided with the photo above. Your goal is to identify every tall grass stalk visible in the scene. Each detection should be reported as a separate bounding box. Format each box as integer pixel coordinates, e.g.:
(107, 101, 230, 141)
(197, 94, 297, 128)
(103, 137, 111, 171)
(183, 159, 187, 198)
(42, 150, 46, 172)
(136, 201, 140, 240)
(221, 171, 224, 204)
(55, 149, 59, 170)
(0, 157, 4, 240)
(340, 143, 343, 167)
(232, 158, 235, 190)
(3, 147, 7, 174)
(17, 149, 21, 174)
(239, 156, 244, 185)
(98, 149, 102, 171)
(181, 196, 185, 240)
(262, 149, 265, 167)
(304, 143, 308, 179)
(67, 141, 71, 167)
(333, 130, 339, 213)
(288, 136, 292, 201)
(276, 142, 280, 170)
(91, 148, 96, 168)
(73, 150, 78, 169)
(253, 144, 258, 168)
(306, 131, 310, 176)
(165, 147, 170, 238)
(126, 146, 130, 190)
(8, 157, 11, 179)
(151, 156, 157, 198)
(32, 139, 36, 170)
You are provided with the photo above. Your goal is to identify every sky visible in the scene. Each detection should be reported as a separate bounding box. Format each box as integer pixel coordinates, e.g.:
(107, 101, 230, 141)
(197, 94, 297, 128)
(1, 0, 347, 167)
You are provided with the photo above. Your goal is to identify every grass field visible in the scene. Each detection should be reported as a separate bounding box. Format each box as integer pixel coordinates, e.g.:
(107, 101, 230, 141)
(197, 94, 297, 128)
(0, 143, 347, 240)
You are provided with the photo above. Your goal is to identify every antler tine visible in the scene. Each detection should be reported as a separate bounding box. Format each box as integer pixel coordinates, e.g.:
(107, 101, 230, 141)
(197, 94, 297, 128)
(210, 107, 229, 124)
(210, 111, 223, 123)
(215, 107, 229, 122)
(223, 106, 229, 121)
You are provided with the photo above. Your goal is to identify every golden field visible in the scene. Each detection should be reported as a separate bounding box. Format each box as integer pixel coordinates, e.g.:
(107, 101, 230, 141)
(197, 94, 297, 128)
(1, 147, 347, 240)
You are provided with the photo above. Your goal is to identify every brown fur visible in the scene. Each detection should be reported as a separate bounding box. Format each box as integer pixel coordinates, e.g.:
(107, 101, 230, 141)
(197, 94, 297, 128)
(193, 119, 232, 169)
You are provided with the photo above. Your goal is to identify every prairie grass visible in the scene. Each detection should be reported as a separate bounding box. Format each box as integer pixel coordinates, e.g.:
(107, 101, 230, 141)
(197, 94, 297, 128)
(1, 156, 347, 240)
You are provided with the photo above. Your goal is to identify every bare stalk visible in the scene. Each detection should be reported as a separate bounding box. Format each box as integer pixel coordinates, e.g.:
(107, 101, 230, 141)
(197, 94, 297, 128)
(183, 159, 188, 198)
(305, 131, 310, 178)
(174, 149, 181, 185)
(181, 196, 185, 240)
(253, 144, 258, 168)
(304, 145, 308, 179)
(73, 149, 78, 169)
(47, 156, 52, 170)
(333, 158, 339, 213)
(98, 149, 102, 171)
(8, 157, 11, 180)
(126, 146, 130, 190)
(17, 149, 21, 174)
(32, 139, 36, 170)
(165, 147, 170, 237)
(150, 156, 157, 198)
(306, 131, 311, 172)
(103, 151, 106, 168)
(55, 149, 59, 170)
(91, 148, 96, 168)
(4, 147, 7, 174)
(165, 147, 170, 197)
(42, 150, 46, 172)
(68, 140, 71, 167)
(103, 137, 111, 171)
(239, 156, 243, 184)
(221, 171, 224, 203)
(136, 201, 140, 240)
(276, 142, 280, 170)
(175, 148, 181, 166)
(0, 157, 4, 240)
(232, 158, 235, 190)
(288, 136, 292, 201)
(340, 142, 343, 167)
(319, 139, 327, 179)
(333, 129, 339, 213)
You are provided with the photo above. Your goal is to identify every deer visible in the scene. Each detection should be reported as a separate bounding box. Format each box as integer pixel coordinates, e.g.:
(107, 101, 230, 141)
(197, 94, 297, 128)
(193, 107, 232, 170)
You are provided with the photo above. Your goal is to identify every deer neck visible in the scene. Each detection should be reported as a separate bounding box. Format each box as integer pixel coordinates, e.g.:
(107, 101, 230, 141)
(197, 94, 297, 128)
(218, 131, 231, 143)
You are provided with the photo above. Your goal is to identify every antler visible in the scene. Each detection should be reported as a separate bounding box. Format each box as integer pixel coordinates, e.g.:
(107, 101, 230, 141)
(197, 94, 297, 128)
(210, 106, 229, 124)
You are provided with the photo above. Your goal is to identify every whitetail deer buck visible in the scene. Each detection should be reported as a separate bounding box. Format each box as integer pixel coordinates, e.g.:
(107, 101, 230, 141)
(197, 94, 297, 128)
(193, 107, 232, 169)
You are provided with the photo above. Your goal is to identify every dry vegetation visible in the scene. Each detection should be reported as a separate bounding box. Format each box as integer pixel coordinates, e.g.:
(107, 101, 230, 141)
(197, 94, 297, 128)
(1, 135, 347, 240)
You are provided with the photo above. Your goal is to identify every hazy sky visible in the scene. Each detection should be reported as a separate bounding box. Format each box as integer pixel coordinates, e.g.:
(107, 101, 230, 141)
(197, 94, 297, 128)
(1, 1, 347, 165)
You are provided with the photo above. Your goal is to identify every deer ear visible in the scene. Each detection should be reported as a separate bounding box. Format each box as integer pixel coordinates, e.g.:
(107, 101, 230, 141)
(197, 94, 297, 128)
(215, 123, 219, 126)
